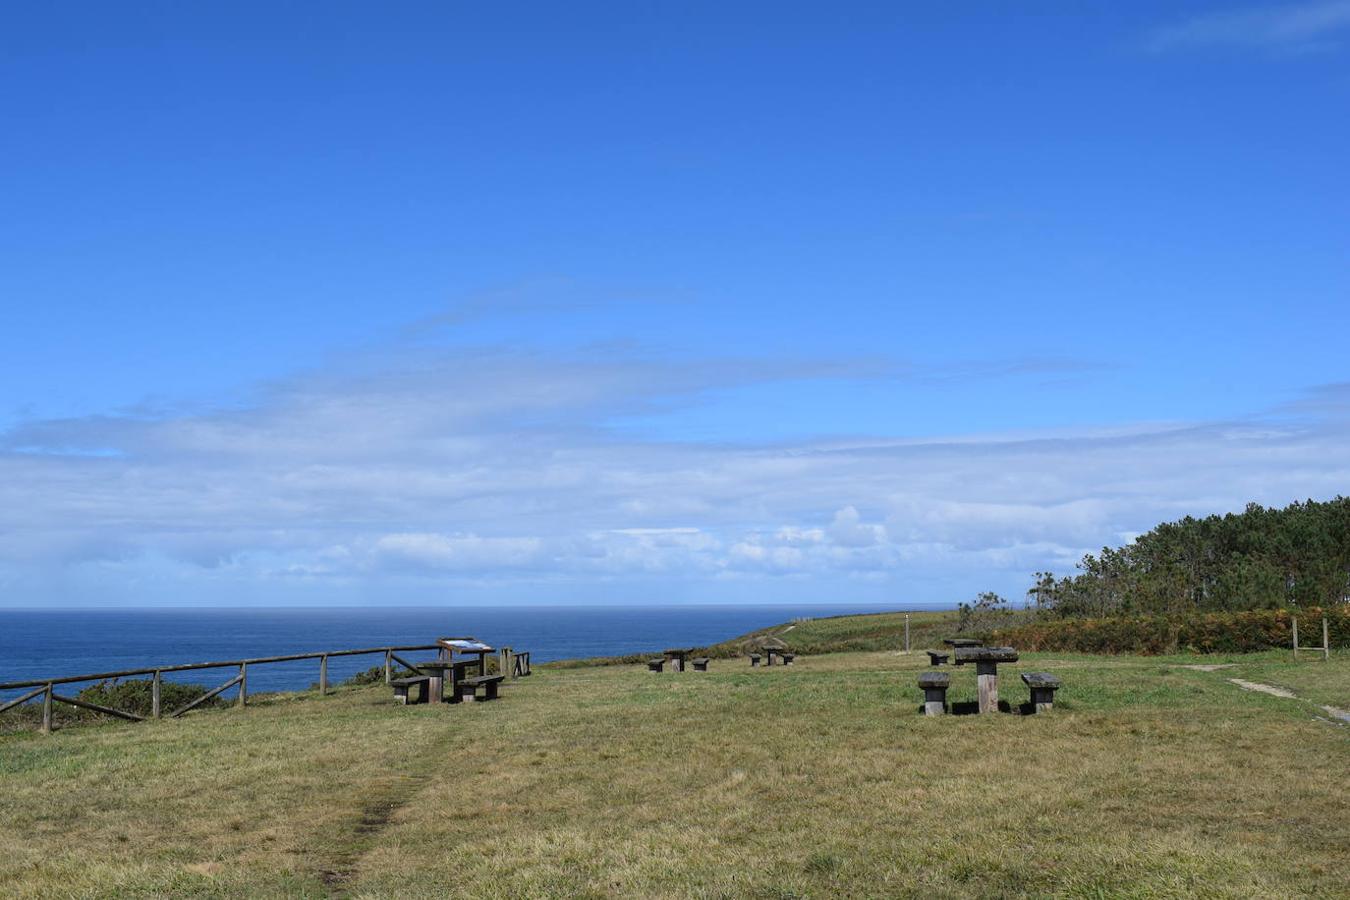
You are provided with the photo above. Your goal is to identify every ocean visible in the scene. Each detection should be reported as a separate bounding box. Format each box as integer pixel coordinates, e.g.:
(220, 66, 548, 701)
(0, 604, 891, 695)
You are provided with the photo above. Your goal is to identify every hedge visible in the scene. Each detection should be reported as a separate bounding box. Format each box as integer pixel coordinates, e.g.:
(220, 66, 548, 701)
(992, 607, 1350, 655)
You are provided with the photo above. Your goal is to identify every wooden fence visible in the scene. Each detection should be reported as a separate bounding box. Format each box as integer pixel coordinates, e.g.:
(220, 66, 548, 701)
(0, 643, 443, 734)
(1292, 616, 1331, 661)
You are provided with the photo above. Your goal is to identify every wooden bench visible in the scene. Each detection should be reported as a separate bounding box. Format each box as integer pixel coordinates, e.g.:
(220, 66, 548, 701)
(917, 671, 951, 716)
(781, 652, 795, 666)
(455, 674, 505, 703)
(646, 659, 665, 673)
(926, 651, 949, 666)
(691, 657, 711, 672)
(748, 653, 762, 667)
(391, 675, 430, 705)
(1021, 672, 1062, 712)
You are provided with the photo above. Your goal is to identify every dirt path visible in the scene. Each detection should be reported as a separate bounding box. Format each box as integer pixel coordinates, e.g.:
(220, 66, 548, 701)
(1226, 678, 1350, 724)
(317, 771, 434, 895)
(1227, 678, 1296, 698)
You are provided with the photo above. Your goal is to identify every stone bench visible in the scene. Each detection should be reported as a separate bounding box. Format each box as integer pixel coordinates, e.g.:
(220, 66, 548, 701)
(1021, 672, 1062, 712)
(391, 675, 430, 705)
(455, 674, 504, 702)
(691, 657, 711, 672)
(926, 651, 949, 666)
(646, 659, 665, 673)
(917, 671, 951, 716)
(781, 652, 796, 666)
(749, 653, 762, 667)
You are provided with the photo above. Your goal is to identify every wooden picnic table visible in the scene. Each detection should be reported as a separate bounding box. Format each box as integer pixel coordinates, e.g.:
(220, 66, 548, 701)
(413, 661, 456, 703)
(663, 649, 689, 672)
(438, 638, 494, 676)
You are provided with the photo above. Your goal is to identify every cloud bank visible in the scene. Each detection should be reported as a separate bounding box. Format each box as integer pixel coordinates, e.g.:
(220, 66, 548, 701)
(3, 346, 1348, 607)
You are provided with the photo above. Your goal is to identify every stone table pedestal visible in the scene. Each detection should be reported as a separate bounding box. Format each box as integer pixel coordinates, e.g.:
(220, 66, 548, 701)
(954, 646, 1020, 714)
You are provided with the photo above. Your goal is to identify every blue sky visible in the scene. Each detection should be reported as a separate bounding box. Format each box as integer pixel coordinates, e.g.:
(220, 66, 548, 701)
(2, 2, 1348, 607)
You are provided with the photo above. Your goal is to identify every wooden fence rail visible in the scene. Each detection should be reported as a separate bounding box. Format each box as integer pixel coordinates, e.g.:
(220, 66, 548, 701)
(0, 643, 443, 734)
(1292, 616, 1331, 661)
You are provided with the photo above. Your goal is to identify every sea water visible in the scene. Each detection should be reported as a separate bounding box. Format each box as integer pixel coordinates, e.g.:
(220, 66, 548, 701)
(0, 604, 890, 695)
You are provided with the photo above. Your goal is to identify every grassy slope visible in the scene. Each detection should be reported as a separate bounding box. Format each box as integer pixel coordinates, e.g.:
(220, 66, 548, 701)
(1, 618, 1348, 898)
(543, 609, 959, 669)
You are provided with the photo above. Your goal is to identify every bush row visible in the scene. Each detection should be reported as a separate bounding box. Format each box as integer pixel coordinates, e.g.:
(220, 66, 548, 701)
(992, 606, 1350, 655)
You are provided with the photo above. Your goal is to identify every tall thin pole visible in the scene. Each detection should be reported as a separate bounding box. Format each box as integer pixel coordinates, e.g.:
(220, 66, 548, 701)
(904, 614, 911, 654)
(1292, 617, 1299, 661)
(1324, 616, 1331, 662)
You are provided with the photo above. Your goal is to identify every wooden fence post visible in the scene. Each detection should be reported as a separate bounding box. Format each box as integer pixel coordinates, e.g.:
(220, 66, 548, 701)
(1292, 617, 1299, 660)
(1324, 616, 1331, 661)
(384, 650, 393, 685)
(319, 655, 328, 695)
(152, 670, 161, 719)
(238, 663, 247, 707)
(41, 684, 53, 734)
(904, 614, 911, 654)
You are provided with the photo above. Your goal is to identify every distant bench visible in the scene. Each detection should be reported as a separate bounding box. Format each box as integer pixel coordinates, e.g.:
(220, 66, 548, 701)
(391, 675, 430, 705)
(748, 651, 796, 667)
(456, 674, 505, 703)
(926, 651, 949, 666)
(1021, 672, 1062, 712)
(692, 657, 711, 672)
(917, 671, 950, 716)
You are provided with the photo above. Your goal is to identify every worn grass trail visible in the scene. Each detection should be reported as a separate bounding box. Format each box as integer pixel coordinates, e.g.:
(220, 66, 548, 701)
(1, 650, 1347, 898)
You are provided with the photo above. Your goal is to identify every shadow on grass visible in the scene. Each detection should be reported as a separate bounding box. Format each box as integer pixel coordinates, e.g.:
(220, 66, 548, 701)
(921, 700, 1024, 716)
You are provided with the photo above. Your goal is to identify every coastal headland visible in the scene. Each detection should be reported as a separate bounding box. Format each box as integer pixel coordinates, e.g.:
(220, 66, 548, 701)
(1, 609, 1346, 897)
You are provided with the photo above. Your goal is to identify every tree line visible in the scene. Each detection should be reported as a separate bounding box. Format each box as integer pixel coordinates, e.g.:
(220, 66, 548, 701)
(1023, 497, 1350, 619)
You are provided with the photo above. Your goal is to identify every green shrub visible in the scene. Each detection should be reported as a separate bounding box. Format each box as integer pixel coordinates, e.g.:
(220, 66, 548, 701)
(76, 678, 220, 717)
(993, 606, 1349, 655)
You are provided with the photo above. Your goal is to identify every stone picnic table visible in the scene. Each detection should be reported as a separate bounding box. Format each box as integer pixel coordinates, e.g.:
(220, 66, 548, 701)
(953, 646, 1019, 713)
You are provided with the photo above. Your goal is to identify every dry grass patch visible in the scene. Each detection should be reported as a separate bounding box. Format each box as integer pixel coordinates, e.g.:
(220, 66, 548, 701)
(1, 651, 1347, 898)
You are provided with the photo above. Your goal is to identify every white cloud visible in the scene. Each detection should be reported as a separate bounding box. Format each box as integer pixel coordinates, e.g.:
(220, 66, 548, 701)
(372, 533, 546, 572)
(828, 506, 886, 548)
(3, 348, 1349, 606)
(1146, 1, 1350, 53)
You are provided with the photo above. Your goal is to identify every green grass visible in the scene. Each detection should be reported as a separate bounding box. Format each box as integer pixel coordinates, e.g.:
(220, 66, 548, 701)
(542, 609, 962, 669)
(2, 637, 1347, 898)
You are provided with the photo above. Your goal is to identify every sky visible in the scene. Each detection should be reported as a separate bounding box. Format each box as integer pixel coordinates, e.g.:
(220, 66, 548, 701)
(1, 2, 1348, 608)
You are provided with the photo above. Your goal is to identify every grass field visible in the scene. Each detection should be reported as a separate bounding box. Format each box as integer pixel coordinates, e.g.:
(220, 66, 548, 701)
(1, 617, 1347, 898)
